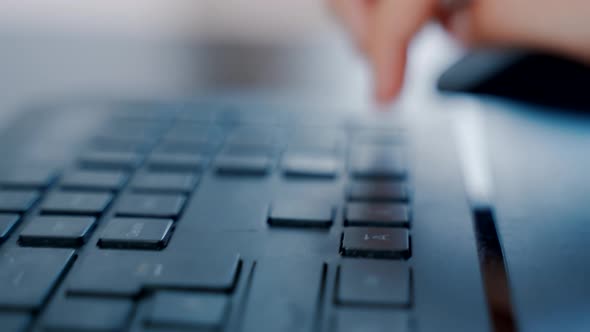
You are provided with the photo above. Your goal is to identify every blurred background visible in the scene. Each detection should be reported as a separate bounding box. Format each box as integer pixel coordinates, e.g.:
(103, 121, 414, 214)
(0, 1, 461, 122)
(1, 0, 489, 205)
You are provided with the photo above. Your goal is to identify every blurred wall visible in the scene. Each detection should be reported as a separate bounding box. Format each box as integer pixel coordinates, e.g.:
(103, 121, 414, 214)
(0, 1, 334, 42)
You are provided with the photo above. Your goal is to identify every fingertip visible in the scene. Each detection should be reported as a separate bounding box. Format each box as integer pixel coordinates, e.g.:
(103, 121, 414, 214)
(370, 42, 406, 105)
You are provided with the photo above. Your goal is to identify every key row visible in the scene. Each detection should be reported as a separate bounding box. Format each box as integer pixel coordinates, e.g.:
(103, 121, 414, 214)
(95, 114, 401, 149)
(0, 190, 188, 249)
(77, 146, 407, 180)
(11, 215, 410, 260)
(0, 179, 407, 217)
(0, 248, 410, 331)
(0, 190, 187, 218)
(106, 105, 404, 128)
(17, 216, 173, 250)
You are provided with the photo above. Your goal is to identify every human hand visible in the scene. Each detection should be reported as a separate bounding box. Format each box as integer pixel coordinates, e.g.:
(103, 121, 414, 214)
(329, 0, 590, 103)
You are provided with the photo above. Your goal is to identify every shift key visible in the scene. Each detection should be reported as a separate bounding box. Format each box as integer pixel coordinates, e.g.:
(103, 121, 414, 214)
(242, 259, 324, 332)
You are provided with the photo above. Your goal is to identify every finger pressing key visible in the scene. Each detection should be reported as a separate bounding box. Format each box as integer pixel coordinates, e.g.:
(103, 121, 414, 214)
(369, 0, 438, 102)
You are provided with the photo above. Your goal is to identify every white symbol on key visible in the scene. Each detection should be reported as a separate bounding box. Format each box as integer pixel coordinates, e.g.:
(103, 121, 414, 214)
(364, 233, 390, 241)
(125, 222, 144, 238)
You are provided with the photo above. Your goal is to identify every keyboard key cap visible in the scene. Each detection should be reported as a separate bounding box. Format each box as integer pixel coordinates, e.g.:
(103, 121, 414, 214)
(116, 193, 186, 218)
(43, 298, 133, 332)
(131, 172, 199, 193)
(242, 259, 324, 332)
(19, 216, 96, 248)
(337, 260, 410, 306)
(0, 167, 56, 189)
(341, 228, 410, 259)
(146, 291, 230, 330)
(79, 151, 144, 170)
(41, 192, 113, 215)
(61, 170, 128, 191)
(214, 155, 271, 175)
(350, 146, 407, 179)
(282, 153, 339, 178)
(335, 309, 409, 332)
(0, 248, 75, 310)
(0, 214, 21, 243)
(345, 203, 410, 227)
(0, 190, 40, 213)
(268, 201, 334, 228)
(68, 251, 240, 296)
(347, 181, 409, 202)
(147, 153, 208, 171)
(0, 313, 30, 332)
(98, 217, 173, 250)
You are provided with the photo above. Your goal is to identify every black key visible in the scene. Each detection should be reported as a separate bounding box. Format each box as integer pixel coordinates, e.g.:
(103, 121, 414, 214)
(68, 251, 240, 296)
(348, 181, 409, 202)
(345, 203, 410, 227)
(19, 216, 96, 248)
(42, 298, 133, 332)
(98, 217, 173, 249)
(242, 259, 324, 332)
(116, 193, 186, 218)
(335, 309, 409, 332)
(146, 291, 230, 330)
(131, 172, 199, 193)
(41, 192, 113, 215)
(0, 190, 40, 213)
(341, 228, 410, 259)
(214, 155, 271, 175)
(337, 260, 410, 306)
(147, 153, 208, 171)
(0, 248, 74, 310)
(0, 167, 56, 189)
(350, 146, 406, 179)
(0, 214, 21, 243)
(282, 153, 339, 178)
(0, 313, 30, 332)
(268, 201, 334, 228)
(79, 151, 143, 170)
(61, 170, 128, 191)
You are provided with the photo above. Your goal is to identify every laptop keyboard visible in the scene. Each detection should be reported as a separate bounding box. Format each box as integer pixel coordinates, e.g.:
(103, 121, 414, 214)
(0, 103, 415, 332)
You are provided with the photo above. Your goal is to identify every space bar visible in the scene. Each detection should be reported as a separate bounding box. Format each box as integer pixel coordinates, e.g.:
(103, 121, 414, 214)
(242, 258, 324, 332)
